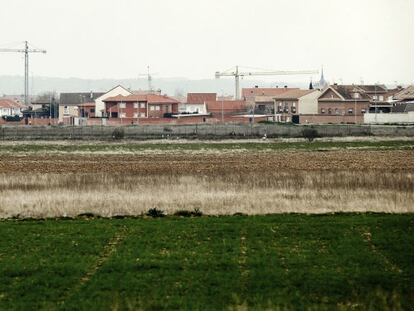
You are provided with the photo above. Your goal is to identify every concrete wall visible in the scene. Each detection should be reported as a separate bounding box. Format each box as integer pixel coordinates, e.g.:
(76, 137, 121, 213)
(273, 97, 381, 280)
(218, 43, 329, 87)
(299, 114, 364, 124)
(0, 123, 413, 140)
(364, 112, 414, 124)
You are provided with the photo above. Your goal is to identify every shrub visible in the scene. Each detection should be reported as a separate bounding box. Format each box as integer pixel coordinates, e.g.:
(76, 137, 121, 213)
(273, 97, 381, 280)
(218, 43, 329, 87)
(174, 208, 203, 217)
(302, 128, 318, 142)
(146, 208, 165, 218)
(112, 127, 125, 140)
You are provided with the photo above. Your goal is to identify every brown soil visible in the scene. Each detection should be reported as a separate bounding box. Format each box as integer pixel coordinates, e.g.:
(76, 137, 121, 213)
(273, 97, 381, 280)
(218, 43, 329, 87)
(1, 150, 413, 174)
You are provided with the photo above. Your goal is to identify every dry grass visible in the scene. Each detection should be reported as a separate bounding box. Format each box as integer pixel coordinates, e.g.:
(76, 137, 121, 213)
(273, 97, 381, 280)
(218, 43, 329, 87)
(1, 171, 413, 218)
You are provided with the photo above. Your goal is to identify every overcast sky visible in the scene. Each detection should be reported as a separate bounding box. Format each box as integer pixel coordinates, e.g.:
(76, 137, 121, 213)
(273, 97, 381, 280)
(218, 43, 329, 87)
(0, 0, 413, 85)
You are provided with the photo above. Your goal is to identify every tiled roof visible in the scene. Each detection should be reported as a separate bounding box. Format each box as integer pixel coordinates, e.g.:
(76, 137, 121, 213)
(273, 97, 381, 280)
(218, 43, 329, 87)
(104, 94, 180, 104)
(60, 92, 105, 106)
(242, 88, 299, 98)
(356, 85, 387, 93)
(273, 89, 317, 100)
(0, 99, 25, 109)
(187, 93, 217, 104)
(394, 85, 414, 101)
(331, 85, 371, 100)
(78, 102, 96, 107)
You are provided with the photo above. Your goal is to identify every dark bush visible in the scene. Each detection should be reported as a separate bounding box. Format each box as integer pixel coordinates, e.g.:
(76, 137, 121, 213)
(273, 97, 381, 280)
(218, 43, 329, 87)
(146, 208, 165, 218)
(112, 127, 125, 140)
(302, 127, 319, 142)
(174, 208, 203, 217)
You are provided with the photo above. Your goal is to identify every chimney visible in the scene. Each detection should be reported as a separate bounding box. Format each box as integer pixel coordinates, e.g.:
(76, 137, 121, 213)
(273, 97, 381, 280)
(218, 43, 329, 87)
(90, 91, 93, 99)
(284, 85, 287, 89)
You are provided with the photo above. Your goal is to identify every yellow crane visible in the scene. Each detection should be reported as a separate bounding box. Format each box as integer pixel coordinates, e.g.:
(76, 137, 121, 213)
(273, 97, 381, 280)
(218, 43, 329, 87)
(215, 65, 318, 99)
(0, 41, 47, 105)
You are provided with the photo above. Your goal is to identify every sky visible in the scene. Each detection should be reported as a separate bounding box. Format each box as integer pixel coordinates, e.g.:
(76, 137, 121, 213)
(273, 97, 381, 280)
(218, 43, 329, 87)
(0, 0, 413, 85)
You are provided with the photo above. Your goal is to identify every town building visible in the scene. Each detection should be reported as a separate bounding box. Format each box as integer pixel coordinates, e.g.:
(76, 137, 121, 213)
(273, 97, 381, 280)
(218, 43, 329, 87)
(178, 93, 216, 114)
(0, 99, 24, 117)
(103, 94, 179, 119)
(59, 91, 104, 122)
(242, 87, 299, 107)
(257, 89, 321, 122)
(312, 84, 370, 123)
(95, 85, 132, 117)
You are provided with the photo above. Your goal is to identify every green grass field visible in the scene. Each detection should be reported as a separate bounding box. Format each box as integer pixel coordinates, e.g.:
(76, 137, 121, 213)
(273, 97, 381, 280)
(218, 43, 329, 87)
(1, 214, 413, 310)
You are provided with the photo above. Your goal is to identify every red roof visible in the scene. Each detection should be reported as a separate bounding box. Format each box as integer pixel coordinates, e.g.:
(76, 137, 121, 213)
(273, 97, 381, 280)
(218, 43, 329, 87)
(187, 93, 217, 104)
(104, 94, 179, 104)
(205, 100, 247, 113)
(0, 99, 25, 109)
(242, 88, 299, 98)
(78, 102, 95, 107)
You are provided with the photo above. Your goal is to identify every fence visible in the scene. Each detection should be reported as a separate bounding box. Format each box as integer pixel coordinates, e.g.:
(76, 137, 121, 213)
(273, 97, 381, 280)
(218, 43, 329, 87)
(0, 123, 413, 140)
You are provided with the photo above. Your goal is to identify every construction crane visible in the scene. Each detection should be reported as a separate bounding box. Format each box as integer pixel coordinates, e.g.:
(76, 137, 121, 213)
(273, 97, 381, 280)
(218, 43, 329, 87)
(215, 66, 319, 99)
(0, 41, 47, 106)
(138, 66, 158, 92)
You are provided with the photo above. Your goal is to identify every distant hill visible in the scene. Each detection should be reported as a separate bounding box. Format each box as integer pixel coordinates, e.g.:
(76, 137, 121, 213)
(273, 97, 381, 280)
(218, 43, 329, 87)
(0, 75, 309, 98)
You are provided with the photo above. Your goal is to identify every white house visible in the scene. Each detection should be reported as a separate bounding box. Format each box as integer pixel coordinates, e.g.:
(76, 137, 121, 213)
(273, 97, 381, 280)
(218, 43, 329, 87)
(95, 85, 132, 117)
(0, 99, 24, 117)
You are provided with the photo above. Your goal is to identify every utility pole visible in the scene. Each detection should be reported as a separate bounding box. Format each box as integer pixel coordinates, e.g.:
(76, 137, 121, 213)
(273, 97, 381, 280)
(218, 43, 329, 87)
(0, 41, 46, 106)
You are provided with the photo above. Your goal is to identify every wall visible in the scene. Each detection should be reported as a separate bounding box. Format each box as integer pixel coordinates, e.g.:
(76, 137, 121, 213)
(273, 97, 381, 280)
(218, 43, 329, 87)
(364, 112, 414, 124)
(178, 103, 207, 114)
(1, 123, 413, 140)
(298, 114, 363, 124)
(318, 101, 370, 116)
(298, 90, 321, 114)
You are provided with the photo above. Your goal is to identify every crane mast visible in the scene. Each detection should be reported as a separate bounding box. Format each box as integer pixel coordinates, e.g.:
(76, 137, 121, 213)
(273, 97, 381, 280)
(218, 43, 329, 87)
(215, 66, 319, 99)
(0, 41, 47, 106)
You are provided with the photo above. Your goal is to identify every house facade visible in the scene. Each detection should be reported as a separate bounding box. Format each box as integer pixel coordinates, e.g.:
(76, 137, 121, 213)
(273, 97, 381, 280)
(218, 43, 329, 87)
(95, 85, 132, 117)
(242, 87, 299, 108)
(318, 85, 370, 118)
(103, 94, 179, 119)
(0, 99, 24, 117)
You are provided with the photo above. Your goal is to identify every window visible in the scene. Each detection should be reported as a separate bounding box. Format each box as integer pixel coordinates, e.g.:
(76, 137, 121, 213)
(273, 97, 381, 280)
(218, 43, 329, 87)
(119, 102, 126, 109)
(119, 112, 126, 118)
(133, 112, 138, 118)
(353, 93, 360, 99)
(328, 108, 332, 114)
(335, 108, 340, 115)
(64, 106, 69, 114)
(348, 108, 353, 114)
(140, 112, 146, 117)
(291, 106, 296, 113)
(133, 102, 139, 109)
(140, 102, 145, 109)
(372, 95, 377, 100)
(155, 105, 160, 111)
(379, 95, 384, 101)
(150, 106, 155, 111)
(90, 108, 95, 113)
(321, 108, 325, 114)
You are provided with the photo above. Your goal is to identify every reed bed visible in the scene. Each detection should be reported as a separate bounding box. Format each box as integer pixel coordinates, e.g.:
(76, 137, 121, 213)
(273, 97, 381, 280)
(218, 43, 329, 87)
(1, 171, 412, 218)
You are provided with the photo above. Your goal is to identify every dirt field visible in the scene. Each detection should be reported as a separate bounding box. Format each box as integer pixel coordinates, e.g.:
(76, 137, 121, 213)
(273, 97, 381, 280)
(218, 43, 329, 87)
(0, 142, 413, 218)
(1, 149, 413, 174)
